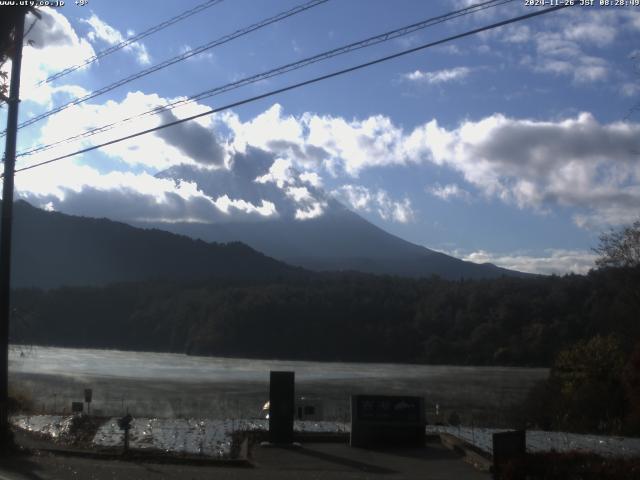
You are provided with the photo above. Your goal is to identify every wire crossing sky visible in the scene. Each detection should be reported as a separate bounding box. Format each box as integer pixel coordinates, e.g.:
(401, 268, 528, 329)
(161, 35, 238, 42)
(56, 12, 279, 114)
(16, 0, 516, 160)
(12, 4, 569, 174)
(36, 0, 226, 86)
(4, 0, 329, 136)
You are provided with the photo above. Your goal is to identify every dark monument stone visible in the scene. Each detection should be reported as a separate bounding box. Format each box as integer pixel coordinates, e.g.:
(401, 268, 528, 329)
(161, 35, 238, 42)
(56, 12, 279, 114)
(269, 371, 294, 444)
(350, 395, 425, 448)
(492, 430, 526, 479)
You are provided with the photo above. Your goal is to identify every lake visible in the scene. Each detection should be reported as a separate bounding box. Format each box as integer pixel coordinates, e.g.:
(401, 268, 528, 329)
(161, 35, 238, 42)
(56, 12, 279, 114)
(9, 345, 547, 424)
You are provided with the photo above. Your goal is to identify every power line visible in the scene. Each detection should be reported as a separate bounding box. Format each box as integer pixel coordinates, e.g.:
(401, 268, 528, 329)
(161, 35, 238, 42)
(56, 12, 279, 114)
(36, 0, 225, 86)
(4, 0, 329, 137)
(17, 0, 514, 159)
(10, 3, 571, 176)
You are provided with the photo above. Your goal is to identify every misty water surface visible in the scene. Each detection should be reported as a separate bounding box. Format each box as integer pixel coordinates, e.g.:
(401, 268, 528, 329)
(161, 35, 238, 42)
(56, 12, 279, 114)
(9, 346, 547, 422)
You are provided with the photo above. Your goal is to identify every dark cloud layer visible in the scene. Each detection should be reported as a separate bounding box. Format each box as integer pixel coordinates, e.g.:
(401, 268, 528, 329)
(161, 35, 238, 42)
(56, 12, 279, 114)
(156, 110, 226, 166)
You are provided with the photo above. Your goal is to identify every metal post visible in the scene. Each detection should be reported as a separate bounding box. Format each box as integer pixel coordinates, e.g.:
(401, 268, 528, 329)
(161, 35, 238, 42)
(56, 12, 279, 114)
(0, 9, 26, 446)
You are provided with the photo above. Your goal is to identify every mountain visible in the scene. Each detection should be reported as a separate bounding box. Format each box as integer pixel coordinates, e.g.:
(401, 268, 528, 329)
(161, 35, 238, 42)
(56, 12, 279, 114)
(5, 200, 298, 288)
(147, 205, 522, 280)
(143, 161, 529, 280)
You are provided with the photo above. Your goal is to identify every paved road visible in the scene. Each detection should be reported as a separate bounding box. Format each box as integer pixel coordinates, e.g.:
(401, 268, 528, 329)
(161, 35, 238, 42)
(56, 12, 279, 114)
(0, 442, 489, 479)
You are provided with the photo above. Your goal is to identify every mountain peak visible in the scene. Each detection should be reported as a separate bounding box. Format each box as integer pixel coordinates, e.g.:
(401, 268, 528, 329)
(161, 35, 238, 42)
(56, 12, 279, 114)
(146, 164, 531, 280)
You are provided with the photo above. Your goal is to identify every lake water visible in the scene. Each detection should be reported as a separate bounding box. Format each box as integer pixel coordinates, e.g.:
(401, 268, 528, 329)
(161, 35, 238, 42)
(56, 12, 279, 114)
(9, 345, 547, 423)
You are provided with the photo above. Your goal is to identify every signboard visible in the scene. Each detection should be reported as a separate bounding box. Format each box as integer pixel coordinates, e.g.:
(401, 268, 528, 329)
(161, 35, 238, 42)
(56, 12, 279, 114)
(71, 402, 84, 413)
(84, 388, 92, 403)
(351, 395, 425, 448)
(269, 371, 295, 444)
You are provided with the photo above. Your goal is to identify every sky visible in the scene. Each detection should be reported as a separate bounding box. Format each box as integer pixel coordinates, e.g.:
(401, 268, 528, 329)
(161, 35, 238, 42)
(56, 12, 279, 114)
(2, 0, 640, 275)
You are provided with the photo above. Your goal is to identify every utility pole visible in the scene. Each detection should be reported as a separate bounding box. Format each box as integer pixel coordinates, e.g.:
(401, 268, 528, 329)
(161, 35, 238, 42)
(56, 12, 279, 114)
(0, 8, 26, 446)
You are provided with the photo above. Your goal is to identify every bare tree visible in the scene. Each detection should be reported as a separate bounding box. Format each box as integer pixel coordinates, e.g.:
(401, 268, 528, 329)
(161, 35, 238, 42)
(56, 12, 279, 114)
(594, 220, 640, 269)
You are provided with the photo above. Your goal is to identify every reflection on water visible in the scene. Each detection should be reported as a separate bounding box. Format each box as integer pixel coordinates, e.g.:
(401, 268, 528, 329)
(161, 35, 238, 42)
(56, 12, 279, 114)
(9, 345, 547, 421)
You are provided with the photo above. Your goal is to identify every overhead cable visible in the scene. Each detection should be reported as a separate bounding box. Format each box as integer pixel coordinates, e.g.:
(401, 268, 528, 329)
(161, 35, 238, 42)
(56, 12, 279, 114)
(10, 4, 572, 176)
(5, 0, 329, 136)
(36, 0, 225, 86)
(17, 0, 513, 159)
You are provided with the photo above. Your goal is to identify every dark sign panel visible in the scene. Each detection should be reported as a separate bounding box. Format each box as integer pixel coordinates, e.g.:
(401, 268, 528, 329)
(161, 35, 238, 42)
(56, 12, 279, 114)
(351, 395, 425, 448)
(84, 388, 92, 403)
(71, 402, 84, 413)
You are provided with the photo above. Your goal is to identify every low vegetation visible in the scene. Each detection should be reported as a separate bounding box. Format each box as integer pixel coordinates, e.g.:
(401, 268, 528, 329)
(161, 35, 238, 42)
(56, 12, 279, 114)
(520, 335, 640, 435)
(502, 452, 640, 480)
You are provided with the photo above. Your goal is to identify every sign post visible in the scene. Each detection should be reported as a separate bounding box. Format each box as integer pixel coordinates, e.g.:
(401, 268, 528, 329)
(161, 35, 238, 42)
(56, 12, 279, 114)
(118, 414, 133, 455)
(84, 388, 92, 415)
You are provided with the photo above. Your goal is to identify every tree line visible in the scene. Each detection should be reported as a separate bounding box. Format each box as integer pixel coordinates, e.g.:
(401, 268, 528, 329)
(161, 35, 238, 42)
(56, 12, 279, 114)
(9, 265, 639, 367)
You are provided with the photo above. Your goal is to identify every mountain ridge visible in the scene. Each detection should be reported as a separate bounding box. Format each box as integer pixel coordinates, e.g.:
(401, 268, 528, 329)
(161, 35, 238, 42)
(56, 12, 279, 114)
(139, 203, 529, 280)
(5, 200, 300, 288)
(3, 197, 530, 289)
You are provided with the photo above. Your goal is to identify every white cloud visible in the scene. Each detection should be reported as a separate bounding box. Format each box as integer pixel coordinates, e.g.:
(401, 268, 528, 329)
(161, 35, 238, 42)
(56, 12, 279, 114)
(17, 89, 640, 230)
(224, 103, 407, 177)
(460, 249, 597, 275)
(13, 160, 277, 224)
(218, 105, 640, 228)
(564, 21, 617, 47)
(529, 49, 608, 84)
(294, 201, 325, 220)
(226, 104, 306, 155)
(502, 25, 530, 44)
(255, 158, 296, 188)
(621, 82, 640, 97)
(332, 185, 414, 223)
(506, 10, 640, 84)
(403, 67, 471, 84)
(24, 90, 222, 171)
(254, 157, 327, 220)
(429, 183, 471, 202)
(410, 112, 640, 227)
(213, 195, 277, 217)
(451, 0, 515, 20)
(14, 8, 95, 106)
(179, 44, 214, 62)
(81, 14, 150, 65)
(17, 94, 337, 224)
(299, 171, 323, 188)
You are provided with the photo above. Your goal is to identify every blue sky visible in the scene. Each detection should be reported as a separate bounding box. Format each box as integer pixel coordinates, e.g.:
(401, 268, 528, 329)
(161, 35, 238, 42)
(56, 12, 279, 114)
(2, 0, 640, 274)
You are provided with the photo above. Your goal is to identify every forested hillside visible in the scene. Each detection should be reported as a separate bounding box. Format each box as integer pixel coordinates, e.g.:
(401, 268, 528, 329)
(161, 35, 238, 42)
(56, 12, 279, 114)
(10, 266, 639, 366)
(6, 201, 301, 288)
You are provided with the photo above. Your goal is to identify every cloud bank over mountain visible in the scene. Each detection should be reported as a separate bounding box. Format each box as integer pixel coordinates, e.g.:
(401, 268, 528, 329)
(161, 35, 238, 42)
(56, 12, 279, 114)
(8, 4, 640, 275)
